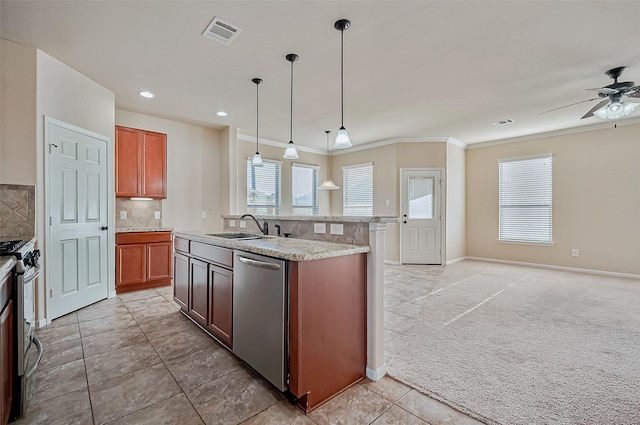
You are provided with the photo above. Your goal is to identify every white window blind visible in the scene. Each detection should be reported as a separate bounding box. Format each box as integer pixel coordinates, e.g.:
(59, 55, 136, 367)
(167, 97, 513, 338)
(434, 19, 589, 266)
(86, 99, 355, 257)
(499, 155, 552, 243)
(291, 163, 318, 216)
(247, 159, 281, 215)
(343, 162, 373, 216)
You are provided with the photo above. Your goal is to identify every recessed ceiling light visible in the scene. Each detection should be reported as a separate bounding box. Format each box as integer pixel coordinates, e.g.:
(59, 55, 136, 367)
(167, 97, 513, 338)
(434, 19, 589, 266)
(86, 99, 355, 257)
(139, 91, 154, 98)
(216, 111, 228, 117)
(492, 119, 514, 126)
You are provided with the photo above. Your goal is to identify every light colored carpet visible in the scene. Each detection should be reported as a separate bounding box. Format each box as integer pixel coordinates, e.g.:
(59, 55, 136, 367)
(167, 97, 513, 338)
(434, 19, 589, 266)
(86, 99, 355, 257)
(387, 262, 640, 425)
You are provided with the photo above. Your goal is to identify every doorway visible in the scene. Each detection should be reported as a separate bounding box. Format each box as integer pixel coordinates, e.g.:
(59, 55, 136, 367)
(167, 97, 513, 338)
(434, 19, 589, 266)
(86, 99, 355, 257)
(400, 168, 443, 264)
(45, 117, 110, 320)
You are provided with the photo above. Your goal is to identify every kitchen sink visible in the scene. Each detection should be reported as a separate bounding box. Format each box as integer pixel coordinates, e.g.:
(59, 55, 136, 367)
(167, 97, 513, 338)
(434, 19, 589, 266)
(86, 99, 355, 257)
(205, 233, 266, 240)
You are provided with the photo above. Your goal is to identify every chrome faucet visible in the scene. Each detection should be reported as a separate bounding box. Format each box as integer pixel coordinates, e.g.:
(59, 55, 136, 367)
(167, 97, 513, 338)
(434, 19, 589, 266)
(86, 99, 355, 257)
(274, 224, 281, 236)
(240, 214, 268, 235)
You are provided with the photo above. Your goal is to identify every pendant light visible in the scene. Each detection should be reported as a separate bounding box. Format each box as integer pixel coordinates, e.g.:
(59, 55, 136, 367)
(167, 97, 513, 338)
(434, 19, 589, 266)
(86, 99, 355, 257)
(318, 130, 339, 190)
(283, 53, 300, 159)
(334, 19, 352, 149)
(251, 78, 263, 167)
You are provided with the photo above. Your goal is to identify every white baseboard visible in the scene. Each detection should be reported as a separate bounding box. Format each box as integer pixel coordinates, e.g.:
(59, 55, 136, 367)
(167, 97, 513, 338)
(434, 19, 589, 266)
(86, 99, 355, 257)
(466, 256, 640, 280)
(445, 256, 467, 266)
(35, 319, 48, 328)
(366, 364, 387, 381)
(384, 260, 400, 265)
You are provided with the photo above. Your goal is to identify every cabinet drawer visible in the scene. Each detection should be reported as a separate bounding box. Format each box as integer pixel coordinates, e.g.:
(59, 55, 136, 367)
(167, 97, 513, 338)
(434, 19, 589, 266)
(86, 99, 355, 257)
(191, 242, 233, 268)
(116, 231, 172, 244)
(174, 237, 189, 253)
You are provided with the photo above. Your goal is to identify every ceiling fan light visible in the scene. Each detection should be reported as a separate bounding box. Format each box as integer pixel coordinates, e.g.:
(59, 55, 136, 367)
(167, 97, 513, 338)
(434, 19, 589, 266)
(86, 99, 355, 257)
(252, 152, 263, 167)
(334, 127, 352, 149)
(318, 178, 340, 190)
(283, 141, 299, 159)
(594, 101, 639, 119)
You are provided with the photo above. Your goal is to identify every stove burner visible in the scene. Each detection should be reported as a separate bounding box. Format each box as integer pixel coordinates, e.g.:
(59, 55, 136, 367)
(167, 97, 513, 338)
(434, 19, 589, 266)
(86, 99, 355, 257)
(0, 239, 25, 255)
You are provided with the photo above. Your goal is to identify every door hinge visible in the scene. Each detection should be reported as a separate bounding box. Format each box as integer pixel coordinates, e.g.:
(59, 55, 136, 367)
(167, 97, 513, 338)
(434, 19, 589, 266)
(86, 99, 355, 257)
(50, 289, 53, 298)
(49, 217, 52, 225)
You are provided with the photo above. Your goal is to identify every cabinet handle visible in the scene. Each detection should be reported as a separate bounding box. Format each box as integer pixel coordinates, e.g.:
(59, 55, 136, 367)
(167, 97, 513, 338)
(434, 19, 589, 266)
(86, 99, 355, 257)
(100, 226, 108, 231)
(236, 255, 282, 271)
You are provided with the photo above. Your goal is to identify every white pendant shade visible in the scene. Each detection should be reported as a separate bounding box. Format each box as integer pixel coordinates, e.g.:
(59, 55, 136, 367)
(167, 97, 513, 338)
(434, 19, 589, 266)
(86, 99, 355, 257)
(318, 178, 339, 190)
(283, 141, 299, 159)
(252, 152, 263, 167)
(334, 126, 352, 149)
(593, 101, 639, 119)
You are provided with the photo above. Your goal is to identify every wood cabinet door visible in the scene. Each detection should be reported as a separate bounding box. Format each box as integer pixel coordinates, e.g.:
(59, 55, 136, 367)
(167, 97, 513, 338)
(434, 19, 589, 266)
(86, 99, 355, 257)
(116, 243, 146, 287)
(189, 258, 208, 327)
(207, 265, 233, 348)
(0, 299, 13, 425)
(147, 241, 172, 281)
(141, 131, 167, 199)
(115, 126, 141, 197)
(173, 253, 189, 312)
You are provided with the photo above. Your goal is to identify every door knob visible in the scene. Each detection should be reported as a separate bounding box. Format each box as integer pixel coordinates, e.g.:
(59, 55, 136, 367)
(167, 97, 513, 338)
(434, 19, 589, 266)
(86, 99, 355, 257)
(403, 214, 407, 217)
(403, 221, 407, 224)
(100, 226, 108, 231)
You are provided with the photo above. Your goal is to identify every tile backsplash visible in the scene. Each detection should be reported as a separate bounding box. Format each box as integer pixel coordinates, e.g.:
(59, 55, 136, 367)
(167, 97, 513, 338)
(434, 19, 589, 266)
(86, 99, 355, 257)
(0, 184, 36, 240)
(115, 198, 163, 228)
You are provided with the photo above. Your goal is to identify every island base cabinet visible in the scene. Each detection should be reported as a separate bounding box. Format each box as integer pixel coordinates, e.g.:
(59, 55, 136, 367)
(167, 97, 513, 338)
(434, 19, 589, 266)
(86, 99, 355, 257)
(288, 253, 367, 413)
(173, 252, 189, 311)
(207, 265, 233, 347)
(189, 258, 208, 327)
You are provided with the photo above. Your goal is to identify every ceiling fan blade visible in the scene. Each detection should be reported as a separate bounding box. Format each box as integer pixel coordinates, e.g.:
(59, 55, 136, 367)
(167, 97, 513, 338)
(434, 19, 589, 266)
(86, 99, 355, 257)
(581, 99, 609, 119)
(586, 87, 618, 95)
(628, 86, 640, 98)
(538, 97, 600, 115)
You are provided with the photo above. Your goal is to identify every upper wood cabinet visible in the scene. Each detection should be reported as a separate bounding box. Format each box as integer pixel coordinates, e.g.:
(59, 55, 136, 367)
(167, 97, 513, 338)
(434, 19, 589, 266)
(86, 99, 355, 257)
(115, 126, 167, 198)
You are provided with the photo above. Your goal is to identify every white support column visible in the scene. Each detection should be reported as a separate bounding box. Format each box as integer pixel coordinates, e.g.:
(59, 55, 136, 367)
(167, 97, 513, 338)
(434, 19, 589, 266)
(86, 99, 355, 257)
(366, 222, 387, 381)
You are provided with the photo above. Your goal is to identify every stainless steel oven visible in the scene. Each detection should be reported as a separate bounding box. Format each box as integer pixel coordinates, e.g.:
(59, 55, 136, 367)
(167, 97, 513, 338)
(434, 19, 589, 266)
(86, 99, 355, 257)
(0, 239, 42, 420)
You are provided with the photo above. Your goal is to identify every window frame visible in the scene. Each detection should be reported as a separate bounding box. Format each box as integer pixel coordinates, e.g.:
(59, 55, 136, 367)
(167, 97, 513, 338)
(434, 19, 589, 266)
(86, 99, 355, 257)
(291, 163, 319, 216)
(246, 157, 282, 215)
(498, 154, 553, 245)
(342, 162, 374, 217)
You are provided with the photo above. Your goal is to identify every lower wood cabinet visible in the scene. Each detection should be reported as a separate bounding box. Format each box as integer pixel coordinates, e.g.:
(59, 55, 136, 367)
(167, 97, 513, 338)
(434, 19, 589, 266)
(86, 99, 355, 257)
(116, 232, 172, 293)
(173, 237, 233, 348)
(0, 271, 13, 425)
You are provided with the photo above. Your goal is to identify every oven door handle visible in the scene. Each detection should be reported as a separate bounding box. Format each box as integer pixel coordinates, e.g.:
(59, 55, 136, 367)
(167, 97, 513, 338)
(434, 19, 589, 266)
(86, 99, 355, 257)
(22, 263, 41, 284)
(26, 336, 43, 379)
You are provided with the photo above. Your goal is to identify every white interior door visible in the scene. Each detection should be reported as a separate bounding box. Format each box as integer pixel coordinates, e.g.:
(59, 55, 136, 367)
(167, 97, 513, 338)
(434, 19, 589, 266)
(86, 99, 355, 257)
(47, 119, 109, 320)
(401, 169, 442, 264)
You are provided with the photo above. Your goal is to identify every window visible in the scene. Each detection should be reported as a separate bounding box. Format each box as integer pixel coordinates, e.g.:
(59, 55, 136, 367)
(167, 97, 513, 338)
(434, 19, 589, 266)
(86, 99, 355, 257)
(247, 159, 281, 215)
(498, 155, 552, 243)
(343, 162, 373, 216)
(291, 164, 318, 216)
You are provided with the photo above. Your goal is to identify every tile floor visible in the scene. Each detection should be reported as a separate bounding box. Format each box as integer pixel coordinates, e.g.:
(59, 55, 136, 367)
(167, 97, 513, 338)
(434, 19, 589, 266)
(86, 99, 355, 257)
(19, 271, 480, 425)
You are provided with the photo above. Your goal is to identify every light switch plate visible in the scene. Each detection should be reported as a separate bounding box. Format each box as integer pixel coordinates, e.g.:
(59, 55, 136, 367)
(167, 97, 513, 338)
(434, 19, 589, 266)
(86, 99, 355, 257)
(229, 220, 236, 228)
(314, 223, 326, 234)
(119, 211, 127, 220)
(154, 211, 161, 220)
(201, 211, 207, 219)
(240, 220, 247, 228)
(330, 223, 344, 235)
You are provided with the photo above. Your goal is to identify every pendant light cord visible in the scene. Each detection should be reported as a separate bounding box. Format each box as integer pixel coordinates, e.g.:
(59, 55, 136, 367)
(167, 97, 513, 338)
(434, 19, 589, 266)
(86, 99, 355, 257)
(290, 59, 294, 142)
(256, 81, 259, 152)
(340, 28, 344, 127)
(325, 130, 331, 179)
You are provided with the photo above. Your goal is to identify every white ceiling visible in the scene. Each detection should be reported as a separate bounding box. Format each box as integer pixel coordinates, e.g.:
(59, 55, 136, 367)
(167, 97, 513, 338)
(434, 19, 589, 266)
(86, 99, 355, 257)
(2, 1, 640, 151)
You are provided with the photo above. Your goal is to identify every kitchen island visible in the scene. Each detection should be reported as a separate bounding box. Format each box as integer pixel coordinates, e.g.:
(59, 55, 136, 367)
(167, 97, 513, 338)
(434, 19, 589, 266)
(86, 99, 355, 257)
(173, 231, 369, 412)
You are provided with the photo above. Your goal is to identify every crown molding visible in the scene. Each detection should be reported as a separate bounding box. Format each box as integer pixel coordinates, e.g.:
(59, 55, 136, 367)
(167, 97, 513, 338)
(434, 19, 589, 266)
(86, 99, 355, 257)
(330, 136, 466, 155)
(237, 133, 326, 155)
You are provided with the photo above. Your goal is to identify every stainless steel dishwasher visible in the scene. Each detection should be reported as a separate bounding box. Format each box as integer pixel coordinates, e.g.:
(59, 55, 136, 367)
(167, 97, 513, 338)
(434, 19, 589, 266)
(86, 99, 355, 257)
(233, 250, 288, 391)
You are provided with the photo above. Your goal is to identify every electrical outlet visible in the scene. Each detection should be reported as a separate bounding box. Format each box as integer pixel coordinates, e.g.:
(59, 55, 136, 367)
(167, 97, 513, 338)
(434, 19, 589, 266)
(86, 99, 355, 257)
(119, 211, 127, 220)
(572, 249, 579, 257)
(201, 211, 207, 219)
(240, 220, 247, 229)
(229, 220, 236, 228)
(330, 223, 344, 235)
(314, 223, 326, 234)
(385, 199, 390, 206)
(154, 211, 161, 220)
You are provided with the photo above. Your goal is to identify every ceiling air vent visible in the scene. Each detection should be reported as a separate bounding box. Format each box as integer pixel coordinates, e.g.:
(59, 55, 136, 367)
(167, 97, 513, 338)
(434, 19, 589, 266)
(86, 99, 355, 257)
(492, 119, 514, 126)
(202, 17, 241, 45)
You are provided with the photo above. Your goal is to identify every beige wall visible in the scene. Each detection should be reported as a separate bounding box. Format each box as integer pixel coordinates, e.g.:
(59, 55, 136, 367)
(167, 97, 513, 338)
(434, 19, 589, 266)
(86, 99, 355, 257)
(236, 139, 330, 215)
(466, 123, 640, 275)
(1, 39, 37, 183)
(446, 143, 466, 262)
(115, 110, 223, 233)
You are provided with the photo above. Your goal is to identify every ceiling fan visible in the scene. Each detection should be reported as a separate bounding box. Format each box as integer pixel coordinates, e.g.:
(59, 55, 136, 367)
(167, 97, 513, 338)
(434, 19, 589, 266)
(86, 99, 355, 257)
(541, 66, 640, 119)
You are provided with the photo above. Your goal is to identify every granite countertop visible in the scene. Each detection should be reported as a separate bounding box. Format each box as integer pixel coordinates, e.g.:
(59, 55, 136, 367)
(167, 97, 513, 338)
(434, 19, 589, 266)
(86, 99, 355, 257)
(116, 227, 174, 233)
(0, 257, 16, 277)
(174, 231, 370, 262)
